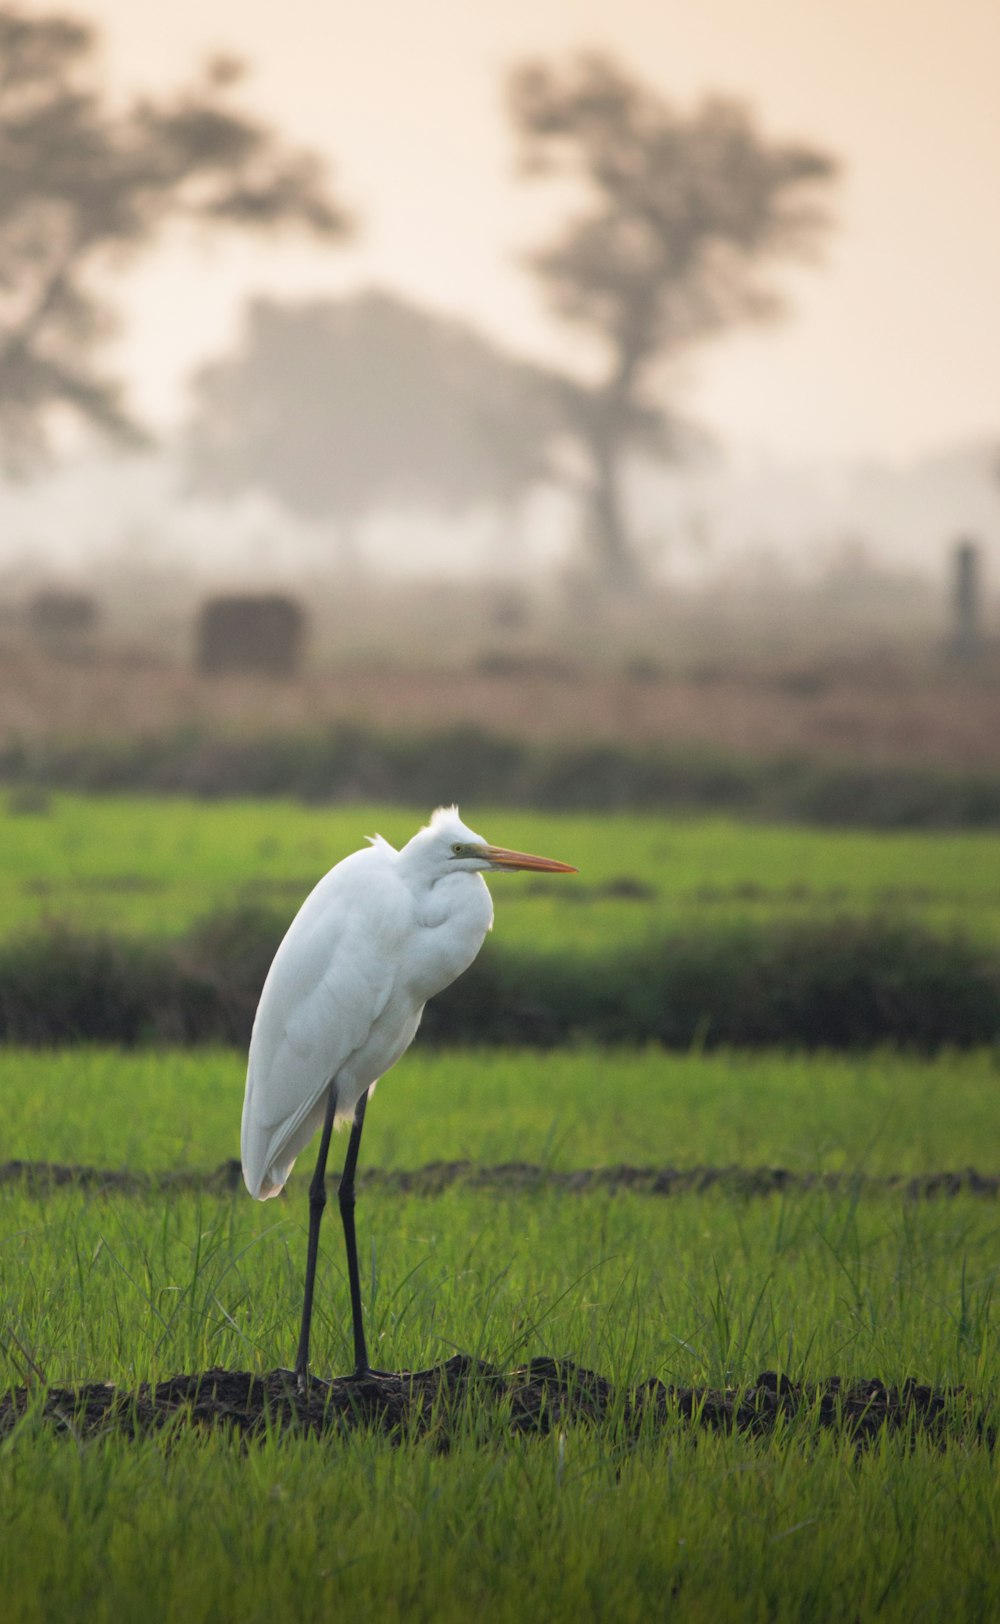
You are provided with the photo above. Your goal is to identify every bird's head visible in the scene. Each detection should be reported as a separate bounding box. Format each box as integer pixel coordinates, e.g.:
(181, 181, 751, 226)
(406, 806, 577, 878)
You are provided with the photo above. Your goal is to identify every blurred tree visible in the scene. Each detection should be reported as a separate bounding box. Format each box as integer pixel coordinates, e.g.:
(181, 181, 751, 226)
(0, 6, 348, 468)
(509, 53, 836, 588)
(185, 289, 557, 558)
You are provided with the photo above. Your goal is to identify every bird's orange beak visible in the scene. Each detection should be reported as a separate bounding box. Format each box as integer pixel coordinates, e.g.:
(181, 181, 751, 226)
(483, 845, 578, 873)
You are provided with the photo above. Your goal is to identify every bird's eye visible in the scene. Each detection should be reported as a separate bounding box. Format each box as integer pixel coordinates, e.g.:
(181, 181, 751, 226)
(452, 843, 464, 855)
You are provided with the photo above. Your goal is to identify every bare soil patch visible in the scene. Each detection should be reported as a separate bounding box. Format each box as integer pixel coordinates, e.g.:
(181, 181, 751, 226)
(1, 1358, 981, 1448)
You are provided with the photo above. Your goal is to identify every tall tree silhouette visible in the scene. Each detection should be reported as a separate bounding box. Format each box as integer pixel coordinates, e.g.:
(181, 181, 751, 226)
(0, 6, 349, 467)
(510, 53, 836, 587)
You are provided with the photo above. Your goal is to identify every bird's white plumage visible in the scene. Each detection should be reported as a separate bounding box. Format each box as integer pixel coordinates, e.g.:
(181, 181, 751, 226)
(241, 808, 495, 1199)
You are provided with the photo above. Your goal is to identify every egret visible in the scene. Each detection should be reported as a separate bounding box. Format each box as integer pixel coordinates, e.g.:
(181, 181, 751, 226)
(241, 806, 576, 1386)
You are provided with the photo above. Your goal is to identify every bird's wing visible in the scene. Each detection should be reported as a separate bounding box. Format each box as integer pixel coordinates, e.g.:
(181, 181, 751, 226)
(241, 851, 410, 1197)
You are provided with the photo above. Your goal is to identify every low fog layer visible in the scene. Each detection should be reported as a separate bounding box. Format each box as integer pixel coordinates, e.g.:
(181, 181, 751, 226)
(0, 438, 995, 589)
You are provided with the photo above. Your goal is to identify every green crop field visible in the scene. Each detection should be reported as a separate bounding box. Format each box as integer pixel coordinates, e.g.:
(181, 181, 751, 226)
(5, 793, 1000, 947)
(2, 1046, 999, 1621)
(3, 1045, 999, 1178)
(2, 797, 998, 1620)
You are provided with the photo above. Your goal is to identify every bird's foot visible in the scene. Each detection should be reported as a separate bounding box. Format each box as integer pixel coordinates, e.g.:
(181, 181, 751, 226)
(351, 1360, 471, 1384)
(273, 1366, 331, 1396)
(348, 1364, 395, 1382)
(275, 1364, 437, 1391)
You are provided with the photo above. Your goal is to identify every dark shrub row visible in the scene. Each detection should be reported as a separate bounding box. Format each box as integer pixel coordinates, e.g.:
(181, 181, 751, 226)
(1, 910, 997, 1050)
(4, 724, 1000, 826)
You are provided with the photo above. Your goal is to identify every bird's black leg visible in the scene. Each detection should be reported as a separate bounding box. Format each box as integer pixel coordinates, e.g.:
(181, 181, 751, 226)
(339, 1086, 372, 1379)
(293, 1081, 338, 1390)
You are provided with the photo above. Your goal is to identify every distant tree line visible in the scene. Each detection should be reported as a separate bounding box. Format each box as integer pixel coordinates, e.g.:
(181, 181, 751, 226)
(0, 6, 836, 587)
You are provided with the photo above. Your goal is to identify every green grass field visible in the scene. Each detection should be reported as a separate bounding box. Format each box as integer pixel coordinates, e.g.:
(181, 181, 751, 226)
(5, 793, 1000, 946)
(3, 1397, 997, 1624)
(3, 1045, 999, 1177)
(3, 1046, 998, 1387)
(3, 1047, 999, 1620)
(2, 798, 998, 1620)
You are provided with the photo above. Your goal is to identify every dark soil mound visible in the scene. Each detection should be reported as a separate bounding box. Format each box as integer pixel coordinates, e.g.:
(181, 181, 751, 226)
(1, 1358, 984, 1449)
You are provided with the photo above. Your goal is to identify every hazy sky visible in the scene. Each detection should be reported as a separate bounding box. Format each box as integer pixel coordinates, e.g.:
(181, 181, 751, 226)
(72, 0, 1000, 463)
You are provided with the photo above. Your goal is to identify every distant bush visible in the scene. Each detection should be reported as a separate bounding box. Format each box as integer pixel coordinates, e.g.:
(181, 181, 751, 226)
(2, 724, 1000, 827)
(0, 911, 996, 1050)
(0, 927, 168, 1044)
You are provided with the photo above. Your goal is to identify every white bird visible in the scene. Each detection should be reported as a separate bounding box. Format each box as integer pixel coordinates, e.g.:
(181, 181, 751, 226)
(241, 806, 576, 1385)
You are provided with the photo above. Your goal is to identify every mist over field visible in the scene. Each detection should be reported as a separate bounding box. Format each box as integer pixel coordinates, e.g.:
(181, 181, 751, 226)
(2, 437, 997, 591)
(0, 0, 996, 672)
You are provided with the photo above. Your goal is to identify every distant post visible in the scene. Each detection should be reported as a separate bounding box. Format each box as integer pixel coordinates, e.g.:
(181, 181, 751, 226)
(950, 539, 982, 660)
